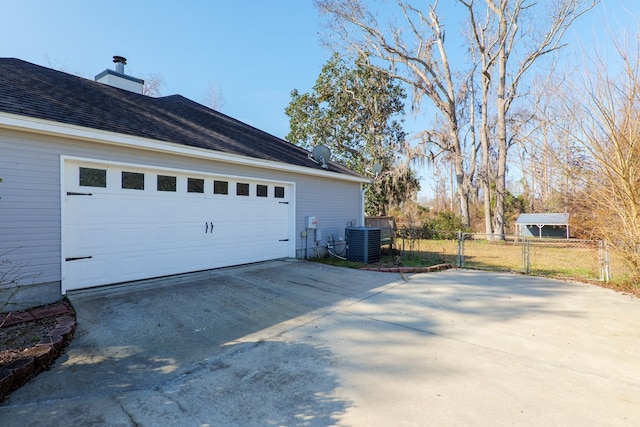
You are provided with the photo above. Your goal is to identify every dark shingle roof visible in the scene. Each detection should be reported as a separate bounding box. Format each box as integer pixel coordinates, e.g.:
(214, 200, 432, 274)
(0, 58, 359, 177)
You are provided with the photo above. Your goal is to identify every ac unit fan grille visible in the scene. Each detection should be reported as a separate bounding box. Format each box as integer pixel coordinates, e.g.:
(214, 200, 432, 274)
(346, 227, 381, 263)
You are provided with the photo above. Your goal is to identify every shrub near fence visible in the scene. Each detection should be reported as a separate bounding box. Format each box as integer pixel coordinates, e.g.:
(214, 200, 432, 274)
(390, 229, 630, 283)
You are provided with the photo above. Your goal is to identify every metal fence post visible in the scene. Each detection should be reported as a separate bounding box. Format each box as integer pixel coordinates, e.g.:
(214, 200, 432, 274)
(457, 231, 464, 268)
(605, 242, 611, 282)
(599, 240, 611, 282)
(521, 237, 530, 274)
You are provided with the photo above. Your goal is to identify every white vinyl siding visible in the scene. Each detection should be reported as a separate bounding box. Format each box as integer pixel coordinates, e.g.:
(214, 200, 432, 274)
(295, 175, 361, 240)
(0, 132, 62, 285)
(0, 128, 363, 292)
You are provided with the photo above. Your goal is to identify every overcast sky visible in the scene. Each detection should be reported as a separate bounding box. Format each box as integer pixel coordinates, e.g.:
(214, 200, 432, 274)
(3, 0, 639, 199)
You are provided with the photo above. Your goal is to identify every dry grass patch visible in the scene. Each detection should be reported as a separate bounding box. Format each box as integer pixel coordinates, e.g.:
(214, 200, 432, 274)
(317, 237, 639, 297)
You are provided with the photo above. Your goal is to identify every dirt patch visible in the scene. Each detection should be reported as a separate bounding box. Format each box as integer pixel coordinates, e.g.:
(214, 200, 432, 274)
(0, 316, 60, 365)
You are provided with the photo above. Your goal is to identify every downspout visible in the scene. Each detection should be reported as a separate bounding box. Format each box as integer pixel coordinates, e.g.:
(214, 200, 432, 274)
(360, 183, 368, 226)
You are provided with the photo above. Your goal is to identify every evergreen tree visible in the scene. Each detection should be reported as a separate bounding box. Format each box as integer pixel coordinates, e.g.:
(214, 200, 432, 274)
(286, 53, 419, 215)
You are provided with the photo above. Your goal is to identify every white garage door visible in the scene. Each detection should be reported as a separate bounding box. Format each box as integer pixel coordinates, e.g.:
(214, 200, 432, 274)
(62, 159, 293, 292)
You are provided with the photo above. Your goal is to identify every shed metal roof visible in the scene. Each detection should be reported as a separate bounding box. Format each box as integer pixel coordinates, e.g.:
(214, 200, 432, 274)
(0, 58, 360, 178)
(515, 213, 569, 225)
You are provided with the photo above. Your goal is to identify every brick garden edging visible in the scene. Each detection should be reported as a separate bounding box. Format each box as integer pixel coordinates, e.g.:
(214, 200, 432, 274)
(0, 300, 76, 401)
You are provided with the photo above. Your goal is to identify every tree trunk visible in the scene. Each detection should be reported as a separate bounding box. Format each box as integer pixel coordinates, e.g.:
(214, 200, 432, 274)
(452, 129, 471, 228)
(493, 140, 507, 238)
(481, 77, 493, 238)
(458, 180, 471, 228)
(482, 165, 492, 238)
(493, 4, 508, 240)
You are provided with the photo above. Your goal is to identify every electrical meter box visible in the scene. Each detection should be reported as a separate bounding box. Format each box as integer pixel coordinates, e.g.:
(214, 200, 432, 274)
(305, 216, 318, 229)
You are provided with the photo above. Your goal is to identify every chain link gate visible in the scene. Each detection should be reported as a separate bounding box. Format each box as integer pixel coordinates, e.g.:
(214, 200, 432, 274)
(394, 229, 615, 283)
(454, 233, 608, 281)
(455, 234, 532, 273)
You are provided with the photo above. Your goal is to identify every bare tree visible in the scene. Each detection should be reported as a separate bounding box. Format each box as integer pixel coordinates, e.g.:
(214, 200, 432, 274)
(203, 81, 225, 110)
(317, 0, 594, 234)
(316, 0, 476, 227)
(560, 34, 640, 280)
(463, 2, 497, 236)
(44, 55, 70, 74)
(516, 71, 585, 214)
(143, 72, 165, 97)
(462, 0, 596, 238)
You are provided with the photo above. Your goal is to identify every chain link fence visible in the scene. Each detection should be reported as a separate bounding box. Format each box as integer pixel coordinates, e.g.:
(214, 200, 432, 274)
(386, 229, 625, 283)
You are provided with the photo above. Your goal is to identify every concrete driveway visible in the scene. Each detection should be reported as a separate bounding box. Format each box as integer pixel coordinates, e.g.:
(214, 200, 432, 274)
(1, 259, 639, 426)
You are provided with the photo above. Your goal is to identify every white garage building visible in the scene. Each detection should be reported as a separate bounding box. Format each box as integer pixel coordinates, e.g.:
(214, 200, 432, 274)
(0, 58, 368, 310)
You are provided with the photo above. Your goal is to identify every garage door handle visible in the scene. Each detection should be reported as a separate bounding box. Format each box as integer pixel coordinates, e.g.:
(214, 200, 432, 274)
(279, 239, 289, 242)
(205, 222, 214, 233)
(66, 256, 93, 261)
(67, 192, 93, 196)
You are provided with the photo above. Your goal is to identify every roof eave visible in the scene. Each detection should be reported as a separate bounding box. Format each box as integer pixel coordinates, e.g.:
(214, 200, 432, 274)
(0, 111, 370, 184)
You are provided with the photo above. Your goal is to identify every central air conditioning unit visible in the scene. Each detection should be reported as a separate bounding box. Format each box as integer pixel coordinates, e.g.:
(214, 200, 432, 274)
(346, 227, 381, 263)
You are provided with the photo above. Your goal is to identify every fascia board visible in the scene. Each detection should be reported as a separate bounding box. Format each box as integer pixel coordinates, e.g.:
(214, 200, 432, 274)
(0, 111, 370, 184)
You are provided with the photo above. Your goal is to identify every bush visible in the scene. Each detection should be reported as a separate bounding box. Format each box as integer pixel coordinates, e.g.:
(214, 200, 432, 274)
(422, 211, 471, 240)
